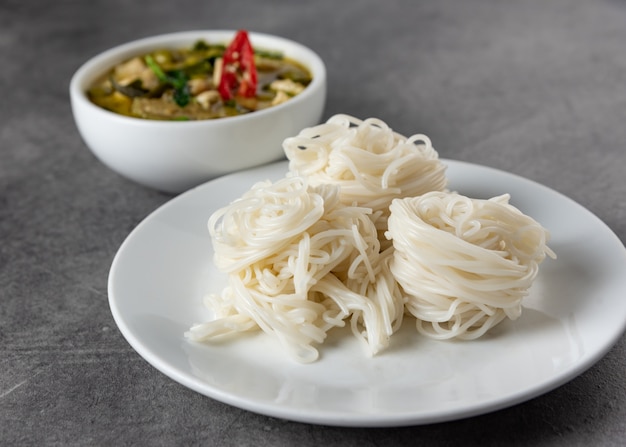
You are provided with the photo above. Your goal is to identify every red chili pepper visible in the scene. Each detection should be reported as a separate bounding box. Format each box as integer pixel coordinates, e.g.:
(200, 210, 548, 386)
(218, 30, 258, 100)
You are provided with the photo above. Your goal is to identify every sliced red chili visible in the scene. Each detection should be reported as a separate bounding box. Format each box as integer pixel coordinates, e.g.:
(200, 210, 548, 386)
(218, 30, 258, 100)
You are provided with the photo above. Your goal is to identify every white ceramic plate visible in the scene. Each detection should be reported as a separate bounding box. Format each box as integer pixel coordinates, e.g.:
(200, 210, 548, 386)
(108, 159, 626, 427)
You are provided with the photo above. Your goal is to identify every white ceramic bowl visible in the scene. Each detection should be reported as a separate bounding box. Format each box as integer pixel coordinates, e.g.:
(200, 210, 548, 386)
(70, 30, 326, 193)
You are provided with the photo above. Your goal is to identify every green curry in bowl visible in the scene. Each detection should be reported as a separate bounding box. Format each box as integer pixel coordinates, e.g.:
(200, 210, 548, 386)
(87, 30, 312, 121)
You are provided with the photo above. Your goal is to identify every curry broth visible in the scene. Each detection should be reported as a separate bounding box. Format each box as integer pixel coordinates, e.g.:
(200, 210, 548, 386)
(87, 39, 312, 121)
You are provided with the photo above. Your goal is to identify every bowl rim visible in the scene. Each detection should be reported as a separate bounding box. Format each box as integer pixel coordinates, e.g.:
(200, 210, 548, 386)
(69, 29, 327, 128)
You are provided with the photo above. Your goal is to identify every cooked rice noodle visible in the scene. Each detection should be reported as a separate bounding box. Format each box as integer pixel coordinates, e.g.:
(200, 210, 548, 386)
(186, 115, 555, 362)
(185, 176, 405, 363)
(387, 191, 556, 340)
(283, 114, 448, 245)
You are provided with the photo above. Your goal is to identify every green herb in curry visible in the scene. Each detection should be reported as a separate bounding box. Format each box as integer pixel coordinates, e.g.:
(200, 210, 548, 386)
(144, 54, 191, 107)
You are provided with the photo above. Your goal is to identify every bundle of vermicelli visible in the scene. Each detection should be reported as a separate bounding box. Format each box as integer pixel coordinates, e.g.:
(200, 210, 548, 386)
(387, 191, 556, 340)
(283, 115, 448, 243)
(185, 176, 405, 363)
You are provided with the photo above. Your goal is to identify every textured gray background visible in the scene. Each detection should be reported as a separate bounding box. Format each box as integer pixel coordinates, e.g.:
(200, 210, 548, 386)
(2, 0, 626, 445)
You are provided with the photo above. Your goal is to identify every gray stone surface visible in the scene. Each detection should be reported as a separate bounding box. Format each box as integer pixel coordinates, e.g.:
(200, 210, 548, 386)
(2, 0, 625, 445)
